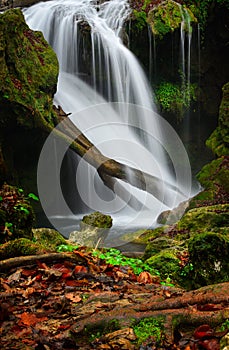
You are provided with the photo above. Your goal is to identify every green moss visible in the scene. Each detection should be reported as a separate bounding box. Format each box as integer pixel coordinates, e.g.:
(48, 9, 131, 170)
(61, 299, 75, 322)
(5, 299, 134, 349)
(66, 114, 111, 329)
(145, 250, 180, 280)
(187, 232, 229, 288)
(0, 9, 58, 130)
(147, 1, 197, 39)
(155, 81, 197, 120)
(32, 228, 67, 251)
(206, 83, 229, 156)
(143, 237, 183, 260)
(133, 317, 165, 346)
(0, 238, 43, 260)
(177, 204, 229, 232)
(82, 211, 113, 229)
(188, 158, 229, 208)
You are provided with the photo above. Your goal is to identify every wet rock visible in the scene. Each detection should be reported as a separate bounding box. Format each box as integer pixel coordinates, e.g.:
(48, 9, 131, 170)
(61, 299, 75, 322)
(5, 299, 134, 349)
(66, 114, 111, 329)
(32, 228, 66, 251)
(69, 211, 113, 247)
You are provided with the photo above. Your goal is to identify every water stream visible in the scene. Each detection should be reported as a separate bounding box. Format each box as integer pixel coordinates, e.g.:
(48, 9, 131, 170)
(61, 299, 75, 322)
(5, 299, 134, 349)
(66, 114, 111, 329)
(23, 0, 196, 244)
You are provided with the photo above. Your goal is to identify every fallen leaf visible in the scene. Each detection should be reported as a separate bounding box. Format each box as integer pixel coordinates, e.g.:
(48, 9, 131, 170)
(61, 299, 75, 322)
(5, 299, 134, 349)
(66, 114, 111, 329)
(137, 271, 154, 284)
(65, 293, 82, 303)
(18, 312, 48, 326)
(193, 324, 214, 339)
(199, 338, 220, 350)
(74, 265, 88, 274)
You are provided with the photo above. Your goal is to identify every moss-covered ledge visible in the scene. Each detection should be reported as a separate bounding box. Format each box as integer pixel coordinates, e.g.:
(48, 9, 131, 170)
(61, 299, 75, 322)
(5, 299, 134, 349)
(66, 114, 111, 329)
(0, 8, 59, 131)
(147, 0, 197, 38)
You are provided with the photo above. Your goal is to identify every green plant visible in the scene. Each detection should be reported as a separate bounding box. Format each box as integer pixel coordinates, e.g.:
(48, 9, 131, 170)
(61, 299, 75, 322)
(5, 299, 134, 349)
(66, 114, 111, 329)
(56, 244, 78, 252)
(219, 319, 229, 331)
(133, 317, 165, 346)
(92, 248, 160, 276)
(155, 81, 197, 120)
(133, 9, 147, 30)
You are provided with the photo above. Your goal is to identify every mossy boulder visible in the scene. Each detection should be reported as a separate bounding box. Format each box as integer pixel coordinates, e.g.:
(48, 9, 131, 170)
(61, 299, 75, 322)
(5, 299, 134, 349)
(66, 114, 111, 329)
(206, 82, 229, 157)
(187, 232, 229, 289)
(0, 237, 43, 260)
(81, 211, 113, 229)
(188, 156, 229, 208)
(0, 8, 58, 130)
(147, 0, 197, 39)
(0, 183, 35, 243)
(32, 228, 67, 251)
(176, 204, 229, 234)
(143, 236, 183, 260)
(145, 250, 180, 281)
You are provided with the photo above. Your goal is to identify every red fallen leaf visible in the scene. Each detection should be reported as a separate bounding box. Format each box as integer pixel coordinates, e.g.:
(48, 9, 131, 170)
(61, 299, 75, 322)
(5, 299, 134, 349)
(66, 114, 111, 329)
(62, 272, 73, 279)
(74, 265, 88, 274)
(18, 312, 48, 326)
(57, 324, 71, 330)
(193, 325, 214, 339)
(21, 269, 37, 277)
(35, 274, 42, 281)
(199, 338, 220, 350)
(52, 264, 72, 274)
(137, 271, 154, 284)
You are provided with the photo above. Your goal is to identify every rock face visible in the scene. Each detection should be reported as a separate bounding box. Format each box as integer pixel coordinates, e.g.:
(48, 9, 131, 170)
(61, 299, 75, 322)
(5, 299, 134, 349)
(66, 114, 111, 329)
(206, 82, 229, 157)
(0, 9, 58, 187)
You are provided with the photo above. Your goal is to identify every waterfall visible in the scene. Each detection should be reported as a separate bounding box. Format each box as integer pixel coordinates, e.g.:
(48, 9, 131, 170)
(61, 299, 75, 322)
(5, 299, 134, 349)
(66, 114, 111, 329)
(23, 0, 194, 241)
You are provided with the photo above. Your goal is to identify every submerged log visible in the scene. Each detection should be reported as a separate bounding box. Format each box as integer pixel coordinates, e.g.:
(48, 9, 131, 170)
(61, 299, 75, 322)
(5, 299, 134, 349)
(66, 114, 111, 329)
(53, 107, 186, 209)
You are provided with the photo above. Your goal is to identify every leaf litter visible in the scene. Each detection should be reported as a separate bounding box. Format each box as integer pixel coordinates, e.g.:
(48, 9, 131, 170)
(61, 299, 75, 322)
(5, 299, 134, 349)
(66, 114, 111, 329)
(0, 247, 228, 349)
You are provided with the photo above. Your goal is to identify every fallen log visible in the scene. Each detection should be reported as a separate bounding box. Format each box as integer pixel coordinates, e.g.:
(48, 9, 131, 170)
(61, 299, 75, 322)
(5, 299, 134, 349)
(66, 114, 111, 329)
(51, 107, 186, 209)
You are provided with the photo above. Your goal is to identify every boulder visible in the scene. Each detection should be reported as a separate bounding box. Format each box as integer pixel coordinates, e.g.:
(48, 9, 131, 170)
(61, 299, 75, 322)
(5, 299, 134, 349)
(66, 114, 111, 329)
(69, 211, 113, 247)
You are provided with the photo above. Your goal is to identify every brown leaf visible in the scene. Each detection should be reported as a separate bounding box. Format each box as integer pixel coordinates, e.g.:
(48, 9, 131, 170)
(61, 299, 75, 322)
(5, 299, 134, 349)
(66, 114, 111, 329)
(199, 338, 220, 350)
(18, 312, 48, 326)
(65, 293, 82, 303)
(137, 271, 154, 284)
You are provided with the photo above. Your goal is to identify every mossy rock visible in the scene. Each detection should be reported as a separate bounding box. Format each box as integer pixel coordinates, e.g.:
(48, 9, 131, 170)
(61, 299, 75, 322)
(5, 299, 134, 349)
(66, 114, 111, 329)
(176, 204, 229, 234)
(0, 237, 43, 260)
(206, 82, 229, 157)
(145, 250, 180, 281)
(0, 183, 35, 243)
(143, 236, 184, 260)
(0, 9, 58, 130)
(81, 211, 113, 229)
(188, 156, 229, 208)
(187, 232, 229, 289)
(32, 228, 67, 251)
(147, 0, 197, 39)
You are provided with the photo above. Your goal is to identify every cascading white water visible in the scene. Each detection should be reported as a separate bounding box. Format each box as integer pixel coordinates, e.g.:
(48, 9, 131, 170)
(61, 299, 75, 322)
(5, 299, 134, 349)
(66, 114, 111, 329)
(23, 0, 194, 239)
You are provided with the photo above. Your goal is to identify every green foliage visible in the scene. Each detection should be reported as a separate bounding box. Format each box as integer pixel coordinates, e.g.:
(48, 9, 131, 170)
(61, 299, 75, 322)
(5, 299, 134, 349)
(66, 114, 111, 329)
(133, 317, 165, 346)
(56, 244, 79, 252)
(155, 81, 197, 120)
(147, 1, 196, 39)
(133, 9, 147, 30)
(219, 319, 229, 331)
(0, 184, 35, 243)
(28, 193, 39, 201)
(92, 248, 160, 276)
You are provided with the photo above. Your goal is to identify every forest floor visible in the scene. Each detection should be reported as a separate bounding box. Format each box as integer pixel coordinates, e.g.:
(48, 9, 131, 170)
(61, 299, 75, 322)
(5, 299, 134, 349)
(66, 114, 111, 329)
(0, 248, 228, 350)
